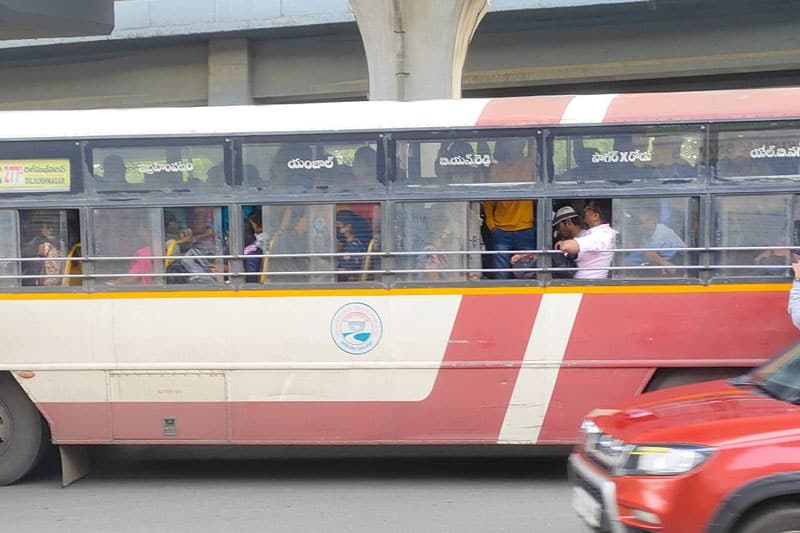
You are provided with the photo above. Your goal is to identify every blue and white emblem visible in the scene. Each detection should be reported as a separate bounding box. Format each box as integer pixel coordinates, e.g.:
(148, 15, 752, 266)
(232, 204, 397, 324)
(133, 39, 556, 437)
(330, 302, 382, 355)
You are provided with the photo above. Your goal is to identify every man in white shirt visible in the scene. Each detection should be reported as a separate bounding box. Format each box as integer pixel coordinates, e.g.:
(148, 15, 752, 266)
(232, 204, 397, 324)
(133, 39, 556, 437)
(556, 199, 617, 279)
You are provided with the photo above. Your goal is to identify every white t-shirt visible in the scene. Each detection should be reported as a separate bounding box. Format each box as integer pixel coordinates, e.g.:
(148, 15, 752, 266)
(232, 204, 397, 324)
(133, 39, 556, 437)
(574, 223, 617, 279)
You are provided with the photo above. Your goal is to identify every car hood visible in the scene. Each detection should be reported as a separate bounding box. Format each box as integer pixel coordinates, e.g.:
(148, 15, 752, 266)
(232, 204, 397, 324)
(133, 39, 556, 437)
(591, 380, 800, 446)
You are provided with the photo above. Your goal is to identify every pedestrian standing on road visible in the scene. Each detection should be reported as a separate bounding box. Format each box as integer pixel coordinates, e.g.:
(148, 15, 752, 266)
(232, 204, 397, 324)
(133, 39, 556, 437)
(789, 260, 800, 330)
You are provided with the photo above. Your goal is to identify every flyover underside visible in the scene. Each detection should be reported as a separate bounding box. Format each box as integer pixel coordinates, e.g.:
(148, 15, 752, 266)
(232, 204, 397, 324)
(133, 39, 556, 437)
(0, 6, 799, 108)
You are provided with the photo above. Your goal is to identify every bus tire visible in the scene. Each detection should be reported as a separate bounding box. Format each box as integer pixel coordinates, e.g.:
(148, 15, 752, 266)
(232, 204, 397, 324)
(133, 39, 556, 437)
(0, 373, 46, 486)
(738, 504, 800, 533)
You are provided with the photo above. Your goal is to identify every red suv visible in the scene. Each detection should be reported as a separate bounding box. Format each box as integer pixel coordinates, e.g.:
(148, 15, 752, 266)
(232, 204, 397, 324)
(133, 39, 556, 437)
(569, 342, 800, 533)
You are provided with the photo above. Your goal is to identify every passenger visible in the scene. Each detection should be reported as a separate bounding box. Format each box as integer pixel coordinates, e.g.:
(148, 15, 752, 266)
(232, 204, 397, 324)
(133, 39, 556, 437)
(415, 222, 457, 281)
(100, 154, 127, 184)
(625, 206, 687, 275)
(243, 211, 266, 283)
(22, 214, 63, 286)
(352, 146, 378, 185)
(511, 205, 585, 279)
(559, 143, 601, 181)
(483, 138, 536, 279)
(435, 141, 481, 184)
(556, 199, 616, 279)
(117, 222, 154, 285)
(335, 209, 372, 282)
(789, 259, 800, 331)
(185, 207, 217, 256)
(649, 137, 694, 180)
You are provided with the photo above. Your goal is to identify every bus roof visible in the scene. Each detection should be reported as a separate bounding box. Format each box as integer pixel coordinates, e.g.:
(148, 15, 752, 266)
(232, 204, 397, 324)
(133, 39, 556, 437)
(3, 86, 800, 141)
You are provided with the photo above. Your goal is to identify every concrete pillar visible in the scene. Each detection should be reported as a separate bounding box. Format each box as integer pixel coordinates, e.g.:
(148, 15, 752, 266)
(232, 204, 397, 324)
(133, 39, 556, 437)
(208, 38, 253, 106)
(349, 0, 488, 101)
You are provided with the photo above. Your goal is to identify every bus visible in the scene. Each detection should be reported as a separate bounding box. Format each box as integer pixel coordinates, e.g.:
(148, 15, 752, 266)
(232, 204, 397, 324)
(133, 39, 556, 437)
(1, 87, 799, 486)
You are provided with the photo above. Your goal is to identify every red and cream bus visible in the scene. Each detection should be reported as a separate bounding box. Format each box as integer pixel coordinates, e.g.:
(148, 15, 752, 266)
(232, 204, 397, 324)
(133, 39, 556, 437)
(1, 87, 798, 486)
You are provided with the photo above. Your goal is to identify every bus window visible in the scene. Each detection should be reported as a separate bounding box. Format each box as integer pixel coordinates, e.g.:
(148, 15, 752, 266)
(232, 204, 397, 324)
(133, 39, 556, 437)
(91, 143, 227, 193)
(19, 209, 81, 287)
(552, 128, 703, 185)
(713, 124, 800, 181)
(163, 207, 227, 285)
(612, 197, 698, 279)
(0, 210, 20, 288)
(394, 202, 482, 282)
(242, 139, 384, 194)
(395, 135, 536, 189)
(93, 208, 164, 286)
(712, 195, 793, 279)
(249, 203, 380, 284)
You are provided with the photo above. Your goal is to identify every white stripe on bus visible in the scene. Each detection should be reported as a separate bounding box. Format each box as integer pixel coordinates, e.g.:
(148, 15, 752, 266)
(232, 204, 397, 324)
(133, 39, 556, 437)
(560, 94, 617, 124)
(497, 293, 583, 444)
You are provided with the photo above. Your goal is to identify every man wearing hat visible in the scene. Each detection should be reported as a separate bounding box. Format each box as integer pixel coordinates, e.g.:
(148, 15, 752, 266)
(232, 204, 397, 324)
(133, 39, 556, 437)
(511, 204, 585, 278)
(556, 199, 617, 279)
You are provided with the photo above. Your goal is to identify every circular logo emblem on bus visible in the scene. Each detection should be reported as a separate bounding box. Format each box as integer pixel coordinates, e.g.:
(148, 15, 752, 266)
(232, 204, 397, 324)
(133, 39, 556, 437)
(330, 302, 382, 355)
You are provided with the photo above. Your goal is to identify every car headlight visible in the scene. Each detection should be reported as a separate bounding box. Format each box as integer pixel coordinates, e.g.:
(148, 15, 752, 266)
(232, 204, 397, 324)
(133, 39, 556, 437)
(624, 445, 713, 476)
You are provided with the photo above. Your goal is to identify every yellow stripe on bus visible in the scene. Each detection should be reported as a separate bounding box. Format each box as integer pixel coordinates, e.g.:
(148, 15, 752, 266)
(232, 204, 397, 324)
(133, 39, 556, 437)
(0, 283, 789, 300)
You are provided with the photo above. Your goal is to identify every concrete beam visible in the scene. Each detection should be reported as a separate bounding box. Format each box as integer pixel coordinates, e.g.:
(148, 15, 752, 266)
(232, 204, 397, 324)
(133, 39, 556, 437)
(350, 0, 488, 100)
(208, 38, 252, 106)
(0, 0, 114, 40)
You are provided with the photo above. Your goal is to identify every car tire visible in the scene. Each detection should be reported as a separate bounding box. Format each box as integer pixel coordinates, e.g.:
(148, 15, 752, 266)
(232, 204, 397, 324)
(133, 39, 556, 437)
(739, 504, 800, 533)
(0, 373, 47, 486)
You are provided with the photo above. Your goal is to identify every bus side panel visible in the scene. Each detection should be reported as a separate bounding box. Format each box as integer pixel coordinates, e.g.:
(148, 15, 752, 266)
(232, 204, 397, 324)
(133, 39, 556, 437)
(538, 290, 798, 443)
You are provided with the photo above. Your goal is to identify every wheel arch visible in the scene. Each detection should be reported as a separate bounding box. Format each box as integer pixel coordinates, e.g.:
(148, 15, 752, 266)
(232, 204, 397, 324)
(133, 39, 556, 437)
(706, 472, 800, 533)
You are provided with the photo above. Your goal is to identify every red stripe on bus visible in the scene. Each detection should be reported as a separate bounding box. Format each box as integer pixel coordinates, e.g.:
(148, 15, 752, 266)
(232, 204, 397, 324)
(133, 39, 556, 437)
(38, 294, 541, 444)
(476, 96, 574, 127)
(537, 290, 798, 443)
(604, 87, 800, 123)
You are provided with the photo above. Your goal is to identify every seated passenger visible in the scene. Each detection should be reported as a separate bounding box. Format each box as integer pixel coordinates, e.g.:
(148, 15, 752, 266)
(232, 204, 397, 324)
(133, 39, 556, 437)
(556, 199, 616, 279)
(625, 207, 687, 275)
(352, 146, 378, 186)
(335, 209, 372, 282)
(243, 211, 266, 283)
(116, 223, 154, 285)
(99, 154, 127, 186)
(559, 144, 601, 182)
(649, 137, 695, 180)
(22, 215, 63, 286)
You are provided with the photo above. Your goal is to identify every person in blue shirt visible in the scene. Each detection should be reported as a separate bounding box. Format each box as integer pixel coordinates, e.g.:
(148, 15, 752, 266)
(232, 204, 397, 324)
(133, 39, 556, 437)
(626, 208, 686, 275)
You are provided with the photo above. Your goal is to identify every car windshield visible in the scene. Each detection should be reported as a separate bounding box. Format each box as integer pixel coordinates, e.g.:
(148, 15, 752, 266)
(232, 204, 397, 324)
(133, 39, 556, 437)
(747, 341, 800, 403)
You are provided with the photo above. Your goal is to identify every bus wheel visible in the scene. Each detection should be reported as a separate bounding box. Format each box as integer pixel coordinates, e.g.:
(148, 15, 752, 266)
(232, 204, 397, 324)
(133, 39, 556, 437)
(0, 373, 46, 486)
(739, 504, 800, 533)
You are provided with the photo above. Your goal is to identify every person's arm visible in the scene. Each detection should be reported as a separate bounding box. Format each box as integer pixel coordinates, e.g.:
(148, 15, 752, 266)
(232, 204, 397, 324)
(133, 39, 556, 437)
(789, 263, 800, 331)
(482, 201, 496, 231)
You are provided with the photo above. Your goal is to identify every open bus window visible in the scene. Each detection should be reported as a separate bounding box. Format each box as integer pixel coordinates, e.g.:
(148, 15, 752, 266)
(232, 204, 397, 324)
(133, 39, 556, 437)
(246, 203, 380, 284)
(612, 197, 698, 279)
(712, 194, 793, 279)
(0, 209, 81, 288)
(551, 128, 703, 186)
(241, 140, 384, 194)
(395, 135, 537, 189)
(713, 124, 800, 182)
(163, 207, 227, 285)
(394, 202, 483, 282)
(19, 209, 81, 288)
(91, 143, 227, 193)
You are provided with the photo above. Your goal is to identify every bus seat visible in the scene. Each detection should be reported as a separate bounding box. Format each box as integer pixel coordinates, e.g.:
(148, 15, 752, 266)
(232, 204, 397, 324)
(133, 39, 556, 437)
(62, 243, 82, 287)
(360, 238, 376, 282)
(165, 239, 188, 268)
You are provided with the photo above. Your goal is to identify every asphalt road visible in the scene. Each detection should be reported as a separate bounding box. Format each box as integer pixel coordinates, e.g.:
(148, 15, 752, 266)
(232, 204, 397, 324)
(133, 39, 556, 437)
(1, 447, 585, 533)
